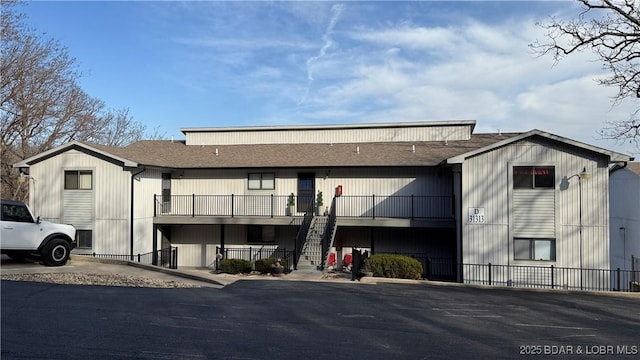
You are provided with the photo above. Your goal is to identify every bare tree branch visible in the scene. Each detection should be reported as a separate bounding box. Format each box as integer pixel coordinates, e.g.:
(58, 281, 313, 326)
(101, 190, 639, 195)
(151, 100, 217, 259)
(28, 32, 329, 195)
(531, 0, 640, 147)
(1, 1, 150, 200)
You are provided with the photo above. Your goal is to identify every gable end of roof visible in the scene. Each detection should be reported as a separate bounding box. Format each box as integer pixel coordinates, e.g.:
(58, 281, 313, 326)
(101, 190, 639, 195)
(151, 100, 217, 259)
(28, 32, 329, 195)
(13, 141, 138, 169)
(446, 130, 633, 164)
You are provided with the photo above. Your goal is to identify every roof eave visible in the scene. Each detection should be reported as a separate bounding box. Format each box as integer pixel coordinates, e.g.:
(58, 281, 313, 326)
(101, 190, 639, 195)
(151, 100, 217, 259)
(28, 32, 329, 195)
(13, 141, 138, 169)
(181, 120, 477, 134)
(446, 130, 633, 164)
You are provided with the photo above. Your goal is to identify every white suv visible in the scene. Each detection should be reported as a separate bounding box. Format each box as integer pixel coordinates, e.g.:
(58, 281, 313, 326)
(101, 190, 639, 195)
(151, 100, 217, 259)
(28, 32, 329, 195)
(1, 199, 76, 266)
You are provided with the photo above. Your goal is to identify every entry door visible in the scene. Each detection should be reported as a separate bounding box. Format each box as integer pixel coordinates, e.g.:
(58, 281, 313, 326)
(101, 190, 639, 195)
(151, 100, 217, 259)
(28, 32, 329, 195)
(297, 173, 315, 213)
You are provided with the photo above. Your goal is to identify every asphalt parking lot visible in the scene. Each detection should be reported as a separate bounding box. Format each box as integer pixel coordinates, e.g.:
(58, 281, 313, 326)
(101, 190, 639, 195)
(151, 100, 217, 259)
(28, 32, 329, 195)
(2, 255, 639, 359)
(2, 272, 639, 360)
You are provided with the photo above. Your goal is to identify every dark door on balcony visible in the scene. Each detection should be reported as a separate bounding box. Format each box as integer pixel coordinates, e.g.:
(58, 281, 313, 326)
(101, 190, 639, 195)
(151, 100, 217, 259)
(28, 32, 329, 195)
(297, 173, 315, 213)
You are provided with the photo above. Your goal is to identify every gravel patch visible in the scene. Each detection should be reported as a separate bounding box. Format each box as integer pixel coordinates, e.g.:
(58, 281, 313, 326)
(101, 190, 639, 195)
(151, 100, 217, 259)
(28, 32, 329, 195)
(0, 273, 201, 288)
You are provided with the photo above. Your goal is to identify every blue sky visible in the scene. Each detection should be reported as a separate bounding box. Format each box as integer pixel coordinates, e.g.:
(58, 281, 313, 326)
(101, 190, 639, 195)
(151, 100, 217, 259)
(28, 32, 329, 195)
(20, 1, 638, 157)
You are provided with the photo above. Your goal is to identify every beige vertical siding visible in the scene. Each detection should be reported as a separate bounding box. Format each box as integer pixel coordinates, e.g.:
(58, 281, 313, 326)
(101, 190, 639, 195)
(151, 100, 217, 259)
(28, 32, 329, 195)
(461, 139, 611, 289)
(185, 124, 472, 146)
(29, 149, 131, 255)
(133, 169, 163, 255)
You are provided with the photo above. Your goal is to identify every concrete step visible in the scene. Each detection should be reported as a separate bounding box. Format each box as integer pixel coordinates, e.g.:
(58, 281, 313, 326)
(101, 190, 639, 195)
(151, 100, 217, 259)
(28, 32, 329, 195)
(296, 259, 318, 270)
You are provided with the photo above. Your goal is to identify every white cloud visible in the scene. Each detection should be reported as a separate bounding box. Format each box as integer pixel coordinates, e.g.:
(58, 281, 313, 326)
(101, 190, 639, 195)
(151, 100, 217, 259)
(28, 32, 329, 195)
(156, 2, 637, 156)
(349, 25, 464, 52)
(284, 17, 637, 156)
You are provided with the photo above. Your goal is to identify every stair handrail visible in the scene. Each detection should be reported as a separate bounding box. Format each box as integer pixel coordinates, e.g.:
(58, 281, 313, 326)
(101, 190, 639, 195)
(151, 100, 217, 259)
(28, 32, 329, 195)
(320, 196, 338, 269)
(293, 202, 315, 270)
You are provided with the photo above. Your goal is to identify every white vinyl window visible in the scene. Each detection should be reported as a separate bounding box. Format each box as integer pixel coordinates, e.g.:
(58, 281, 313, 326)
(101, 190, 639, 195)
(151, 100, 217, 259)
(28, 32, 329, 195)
(77, 230, 93, 249)
(64, 171, 93, 190)
(514, 238, 556, 261)
(248, 173, 275, 190)
(513, 166, 555, 189)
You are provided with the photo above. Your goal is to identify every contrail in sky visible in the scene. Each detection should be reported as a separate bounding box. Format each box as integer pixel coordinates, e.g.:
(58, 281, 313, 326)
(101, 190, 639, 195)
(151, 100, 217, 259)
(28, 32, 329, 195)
(299, 4, 345, 104)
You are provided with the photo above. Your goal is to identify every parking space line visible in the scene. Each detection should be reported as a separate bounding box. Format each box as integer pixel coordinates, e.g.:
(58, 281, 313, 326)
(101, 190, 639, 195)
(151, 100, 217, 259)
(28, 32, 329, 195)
(444, 315, 503, 318)
(515, 323, 596, 330)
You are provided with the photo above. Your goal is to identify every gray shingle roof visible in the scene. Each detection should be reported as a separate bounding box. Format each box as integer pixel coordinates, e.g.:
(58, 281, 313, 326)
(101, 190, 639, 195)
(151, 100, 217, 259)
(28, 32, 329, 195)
(627, 162, 640, 175)
(91, 133, 521, 169)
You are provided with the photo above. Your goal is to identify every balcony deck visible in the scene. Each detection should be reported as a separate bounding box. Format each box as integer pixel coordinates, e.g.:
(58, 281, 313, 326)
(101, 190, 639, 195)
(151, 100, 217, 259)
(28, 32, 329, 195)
(153, 194, 455, 228)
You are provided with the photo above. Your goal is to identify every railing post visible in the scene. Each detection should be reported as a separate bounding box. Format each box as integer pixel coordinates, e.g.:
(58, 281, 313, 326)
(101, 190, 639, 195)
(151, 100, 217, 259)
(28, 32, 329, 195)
(372, 194, 376, 219)
(137, 253, 141, 262)
(271, 194, 274, 218)
(488, 262, 492, 285)
(294, 238, 298, 270)
(551, 265, 555, 289)
(426, 257, 432, 280)
(451, 195, 455, 218)
(616, 268, 621, 291)
(231, 194, 235, 217)
(411, 195, 415, 220)
(153, 194, 157, 217)
(192, 194, 196, 217)
(173, 247, 178, 269)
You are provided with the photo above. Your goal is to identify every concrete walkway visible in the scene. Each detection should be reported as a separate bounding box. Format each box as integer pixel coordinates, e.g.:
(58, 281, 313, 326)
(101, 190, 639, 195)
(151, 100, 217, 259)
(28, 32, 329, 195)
(1, 255, 357, 288)
(3, 255, 639, 298)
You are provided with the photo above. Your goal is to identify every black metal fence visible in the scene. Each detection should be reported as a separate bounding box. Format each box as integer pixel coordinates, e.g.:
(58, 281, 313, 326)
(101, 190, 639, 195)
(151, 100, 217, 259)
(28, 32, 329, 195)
(423, 258, 640, 293)
(155, 194, 294, 217)
(460, 263, 640, 292)
(378, 255, 640, 293)
(78, 246, 178, 269)
(334, 195, 454, 219)
(214, 246, 294, 272)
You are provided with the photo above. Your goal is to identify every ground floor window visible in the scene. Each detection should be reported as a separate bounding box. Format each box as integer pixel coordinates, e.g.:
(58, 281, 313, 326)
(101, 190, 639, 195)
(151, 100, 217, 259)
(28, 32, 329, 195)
(77, 230, 93, 249)
(514, 238, 555, 261)
(248, 225, 275, 243)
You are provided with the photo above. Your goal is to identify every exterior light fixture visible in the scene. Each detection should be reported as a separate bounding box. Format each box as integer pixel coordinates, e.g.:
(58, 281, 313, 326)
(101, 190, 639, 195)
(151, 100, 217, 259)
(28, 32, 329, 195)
(579, 167, 590, 180)
(577, 165, 590, 290)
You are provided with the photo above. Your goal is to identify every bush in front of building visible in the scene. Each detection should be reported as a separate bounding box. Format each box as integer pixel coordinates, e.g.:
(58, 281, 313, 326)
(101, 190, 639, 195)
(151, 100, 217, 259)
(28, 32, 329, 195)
(219, 259, 253, 274)
(364, 254, 422, 280)
(254, 258, 288, 274)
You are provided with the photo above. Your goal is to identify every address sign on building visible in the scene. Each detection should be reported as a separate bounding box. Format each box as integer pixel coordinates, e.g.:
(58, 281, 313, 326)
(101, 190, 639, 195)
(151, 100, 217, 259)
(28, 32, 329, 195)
(468, 207, 485, 223)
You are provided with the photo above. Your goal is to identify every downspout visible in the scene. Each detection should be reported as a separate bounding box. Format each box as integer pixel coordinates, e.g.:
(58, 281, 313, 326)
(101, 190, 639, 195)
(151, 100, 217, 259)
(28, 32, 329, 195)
(130, 167, 146, 260)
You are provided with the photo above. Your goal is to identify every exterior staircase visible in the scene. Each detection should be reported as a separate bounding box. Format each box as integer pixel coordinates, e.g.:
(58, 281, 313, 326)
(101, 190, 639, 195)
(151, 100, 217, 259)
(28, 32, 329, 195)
(296, 216, 328, 270)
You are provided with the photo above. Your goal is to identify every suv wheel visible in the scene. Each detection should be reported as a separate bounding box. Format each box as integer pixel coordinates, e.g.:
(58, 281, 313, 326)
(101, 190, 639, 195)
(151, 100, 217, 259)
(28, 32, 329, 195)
(42, 239, 70, 266)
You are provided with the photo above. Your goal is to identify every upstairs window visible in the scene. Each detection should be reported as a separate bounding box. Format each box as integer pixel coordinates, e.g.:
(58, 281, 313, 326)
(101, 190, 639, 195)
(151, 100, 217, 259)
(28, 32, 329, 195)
(65, 171, 93, 190)
(513, 166, 555, 189)
(248, 173, 275, 190)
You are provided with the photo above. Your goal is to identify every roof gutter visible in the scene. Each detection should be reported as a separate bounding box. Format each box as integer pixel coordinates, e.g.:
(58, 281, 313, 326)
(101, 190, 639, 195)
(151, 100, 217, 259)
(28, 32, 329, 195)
(130, 166, 146, 260)
(609, 161, 629, 175)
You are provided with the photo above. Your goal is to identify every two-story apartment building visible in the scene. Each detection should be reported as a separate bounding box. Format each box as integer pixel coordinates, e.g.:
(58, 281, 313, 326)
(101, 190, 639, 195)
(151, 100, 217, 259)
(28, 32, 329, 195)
(14, 120, 633, 289)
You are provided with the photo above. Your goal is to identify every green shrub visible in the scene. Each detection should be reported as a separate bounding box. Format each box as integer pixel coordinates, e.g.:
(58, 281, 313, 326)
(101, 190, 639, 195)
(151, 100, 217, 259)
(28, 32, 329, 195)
(219, 258, 253, 274)
(255, 258, 288, 274)
(363, 254, 422, 280)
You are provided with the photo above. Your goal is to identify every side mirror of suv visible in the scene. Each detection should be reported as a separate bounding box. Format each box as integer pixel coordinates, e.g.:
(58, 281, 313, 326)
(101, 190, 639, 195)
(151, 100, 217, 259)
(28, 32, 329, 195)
(36, 216, 41, 224)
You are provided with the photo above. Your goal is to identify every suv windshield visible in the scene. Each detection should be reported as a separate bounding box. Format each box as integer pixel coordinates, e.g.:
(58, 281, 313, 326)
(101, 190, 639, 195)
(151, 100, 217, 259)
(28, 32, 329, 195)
(1, 203, 34, 223)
